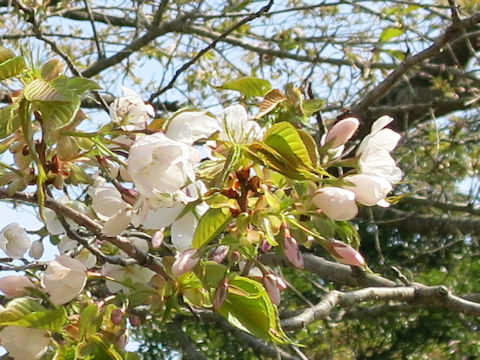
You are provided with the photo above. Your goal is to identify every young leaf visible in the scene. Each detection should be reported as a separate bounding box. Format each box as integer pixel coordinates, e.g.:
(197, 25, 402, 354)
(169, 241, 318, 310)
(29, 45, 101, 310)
(301, 99, 325, 117)
(79, 303, 99, 339)
(379, 27, 404, 42)
(193, 208, 232, 248)
(217, 276, 292, 344)
(0, 47, 15, 64)
(0, 297, 44, 323)
(68, 77, 101, 95)
(1, 307, 67, 331)
(0, 56, 26, 81)
(0, 104, 21, 139)
(218, 77, 272, 97)
(256, 89, 287, 119)
(24, 78, 69, 102)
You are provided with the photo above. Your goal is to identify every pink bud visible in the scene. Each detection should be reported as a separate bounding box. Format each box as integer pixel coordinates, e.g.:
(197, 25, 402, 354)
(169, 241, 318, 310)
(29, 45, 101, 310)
(210, 245, 229, 264)
(325, 117, 359, 148)
(0, 275, 34, 297)
(171, 249, 199, 277)
(328, 240, 365, 267)
(283, 237, 304, 269)
(260, 240, 272, 253)
(151, 230, 164, 249)
(263, 273, 283, 305)
(111, 308, 124, 325)
(129, 314, 141, 327)
(213, 278, 229, 309)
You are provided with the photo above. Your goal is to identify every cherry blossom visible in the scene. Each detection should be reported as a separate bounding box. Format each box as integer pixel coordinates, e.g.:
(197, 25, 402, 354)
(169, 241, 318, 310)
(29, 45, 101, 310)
(0, 326, 50, 360)
(109, 86, 154, 130)
(0, 223, 31, 259)
(0, 275, 34, 297)
(313, 187, 358, 221)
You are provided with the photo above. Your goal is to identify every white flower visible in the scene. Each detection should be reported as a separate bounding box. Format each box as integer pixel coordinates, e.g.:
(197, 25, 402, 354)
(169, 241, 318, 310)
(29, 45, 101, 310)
(171, 249, 199, 277)
(218, 105, 264, 143)
(42, 198, 88, 235)
(92, 185, 129, 221)
(343, 174, 392, 207)
(357, 115, 402, 184)
(171, 202, 208, 252)
(58, 236, 97, 269)
(0, 326, 50, 360)
(324, 117, 359, 149)
(110, 86, 154, 130)
(0, 223, 31, 259)
(166, 111, 221, 145)
(127, 133, 201, 197)
(0, 275, 34, 297)
(42, 255, 87, 305)
(102, 263, 155, 293)
(313, 187, 358, 221)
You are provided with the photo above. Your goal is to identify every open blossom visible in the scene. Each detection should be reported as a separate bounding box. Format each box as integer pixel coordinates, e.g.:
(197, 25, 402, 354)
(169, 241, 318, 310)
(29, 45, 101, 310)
(0, 223, 31, 259)
(325, 117, 359, 149)
(42, 198, 88, 235)
(58, 236, 97, 269)
(42, 255, 87, 305)
(0, 275, 34, 297)
(0, 326, 50, 360)
(127, 133, 201, 197)
(102, 263, 155, 293)
(357, 116, 402, 184)
(313, 187, 358, 221)
(343, 174, 392, 207)
(218, 105, 264, 143)
(166, 110, 221, 145)
(110, 86, 154, 130)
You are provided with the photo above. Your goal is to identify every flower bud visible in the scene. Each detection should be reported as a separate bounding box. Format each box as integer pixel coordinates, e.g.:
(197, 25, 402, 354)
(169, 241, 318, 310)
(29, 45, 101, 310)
(213, 278, 229, 309)
(151, 230, 164, 249)
(324, 117, 359, 148)
(29, 240, 44, 259)
(283, 236, 304, 269)
(129, 314, 141, 327)
(0, 275, 34, 297)
(263, 273, 281, 305)
(313, 187, 358, 221)
(260, 240, 272, 253)
(210, 245, 229, 264)
(171, 249, 199, 277)
(327, 240, 365, 267)
(111, 308, 124, 325)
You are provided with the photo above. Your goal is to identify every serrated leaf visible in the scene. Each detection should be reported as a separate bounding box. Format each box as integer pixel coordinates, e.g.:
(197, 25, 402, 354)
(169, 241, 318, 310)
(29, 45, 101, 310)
(297, 128, 319, 167)
(1, 307, 67, 331)
(218, 77, 272, 97)
(256, 89, 287, 119)
(193, 207, 232, 248)
(0, 56, 26, 81)
(24, 78, 68, 102)
(0, 104, 21, 139)
(217, 276, 292, 344)
(379, 27, 404, 42)
(0, 297, 45, 323)
(38, 98, 81, 144)
(41, 59, 65, 81)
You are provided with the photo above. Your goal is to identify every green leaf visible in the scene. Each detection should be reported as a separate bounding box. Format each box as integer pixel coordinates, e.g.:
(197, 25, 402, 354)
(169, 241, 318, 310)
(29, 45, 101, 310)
(24, 78, 68, 102)
(1, 307, 67, 331)
(0, 297, 44, 323)
(0, 104, 21, 139)
(202, 261, 228, 289)
(217, 276, 292, 344)
(83, 334, 123, 360)
(263, 122, 314, 168)
(0, 56, 26, 81)
(38, 98, 81, 144)
(379, 27, 404, 42)
(218, 77, 272, 97)
(79, 303, 99, 339)
(68, 78, 101, 95)
(193, 207, 232, 248)
(302, 99, 325, 117)
(0, 47, 15, 64)
(54, 346, 78, 360)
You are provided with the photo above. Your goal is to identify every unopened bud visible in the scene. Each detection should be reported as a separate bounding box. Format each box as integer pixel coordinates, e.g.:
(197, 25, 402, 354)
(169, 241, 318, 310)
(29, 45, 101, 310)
(283, 236, 304, 269)
(171, 249, 199, 277)
(111, 308, 124, 325)
(213, 278, 229, 309)
(29, 240, 44, 259)
(324, 117, 359, 148)
(260, 240, 272, 253)
(210, 245, 229, 263)
(0, 275, 34, 297)
(327, 240, 365, 267)
(263, 274, 281, 305)
(129, 314, 141, 327)
(151, 230, 164, 249)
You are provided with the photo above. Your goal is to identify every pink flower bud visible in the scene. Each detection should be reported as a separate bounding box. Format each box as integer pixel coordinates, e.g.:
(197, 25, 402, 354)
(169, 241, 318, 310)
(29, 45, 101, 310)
(263, 273, 283, 305)
(111, 308, 124, 325)
(171, 249, 199, 277)
(129, 314, 141, 327)
(283, 237, 304, 269)
(260, 240, 272, 253)
(0, 275, 34, 297)
(29, 240, 44, 260)
(325, 117, 359, 148)
(213, 278, 229, 309)
(210, 245, 229, 264)
(151, 230, 164, 249)
(327, 240, 365, 267)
